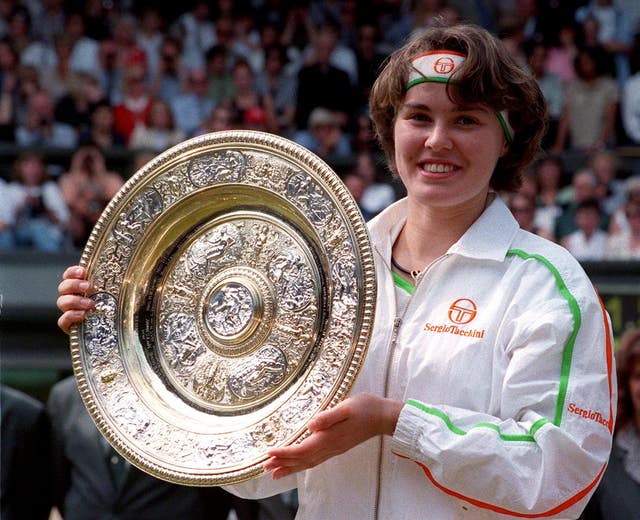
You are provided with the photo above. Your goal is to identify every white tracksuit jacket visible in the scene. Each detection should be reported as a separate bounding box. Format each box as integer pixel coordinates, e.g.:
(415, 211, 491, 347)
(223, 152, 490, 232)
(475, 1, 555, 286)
(226, 196, 616, 519)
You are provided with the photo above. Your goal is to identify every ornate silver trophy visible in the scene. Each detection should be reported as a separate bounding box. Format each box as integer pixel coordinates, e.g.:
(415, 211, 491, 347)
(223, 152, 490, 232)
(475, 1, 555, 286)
(70, 131, 377, 485)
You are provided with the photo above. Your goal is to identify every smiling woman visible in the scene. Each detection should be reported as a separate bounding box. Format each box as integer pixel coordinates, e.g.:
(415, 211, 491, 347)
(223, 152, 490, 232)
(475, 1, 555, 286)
(57, 21, 615, 520)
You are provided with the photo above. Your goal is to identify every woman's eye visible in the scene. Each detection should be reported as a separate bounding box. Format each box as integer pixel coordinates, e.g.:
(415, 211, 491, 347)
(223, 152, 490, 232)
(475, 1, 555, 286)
(457, 116, 478, 126)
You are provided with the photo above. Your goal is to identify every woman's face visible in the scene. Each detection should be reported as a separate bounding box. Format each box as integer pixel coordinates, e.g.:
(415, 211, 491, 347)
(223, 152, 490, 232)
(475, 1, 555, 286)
(393, 82, 507, 212)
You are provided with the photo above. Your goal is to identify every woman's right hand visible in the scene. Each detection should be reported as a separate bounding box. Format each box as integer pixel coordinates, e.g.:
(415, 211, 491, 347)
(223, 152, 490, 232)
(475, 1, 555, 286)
(57, 265, 95, 334)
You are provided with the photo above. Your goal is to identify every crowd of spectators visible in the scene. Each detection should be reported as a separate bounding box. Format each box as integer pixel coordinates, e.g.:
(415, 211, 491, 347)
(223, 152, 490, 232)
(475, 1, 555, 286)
(0, 0, 640, 261)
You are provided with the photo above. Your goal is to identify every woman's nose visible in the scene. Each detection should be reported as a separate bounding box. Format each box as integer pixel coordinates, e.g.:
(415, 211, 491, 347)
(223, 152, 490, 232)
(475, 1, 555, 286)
(424, 121, 453, 151)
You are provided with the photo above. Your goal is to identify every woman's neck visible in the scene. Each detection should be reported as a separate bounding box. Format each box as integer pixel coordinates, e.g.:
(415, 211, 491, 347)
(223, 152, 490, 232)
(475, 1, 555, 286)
(393, 194, 490, 271)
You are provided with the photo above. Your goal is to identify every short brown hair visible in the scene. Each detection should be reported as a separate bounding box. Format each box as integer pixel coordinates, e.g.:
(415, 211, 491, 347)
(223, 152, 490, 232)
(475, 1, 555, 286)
(369, 23, 547, 192)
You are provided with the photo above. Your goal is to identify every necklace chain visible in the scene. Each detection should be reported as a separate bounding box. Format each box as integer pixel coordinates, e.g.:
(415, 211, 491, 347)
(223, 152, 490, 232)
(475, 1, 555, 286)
(391, 256, 421, 282)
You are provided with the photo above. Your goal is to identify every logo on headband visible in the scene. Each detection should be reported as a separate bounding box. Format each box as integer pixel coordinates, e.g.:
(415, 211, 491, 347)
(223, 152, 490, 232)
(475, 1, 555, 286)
(434, 57, 456, 74)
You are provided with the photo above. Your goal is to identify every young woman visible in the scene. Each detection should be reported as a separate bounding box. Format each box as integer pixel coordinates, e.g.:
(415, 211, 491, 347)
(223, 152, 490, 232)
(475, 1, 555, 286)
(57, 23, 615, 519)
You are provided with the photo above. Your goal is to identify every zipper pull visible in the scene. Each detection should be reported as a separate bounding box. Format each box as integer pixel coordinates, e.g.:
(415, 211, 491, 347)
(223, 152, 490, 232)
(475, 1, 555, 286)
(391, 317, 401, 347)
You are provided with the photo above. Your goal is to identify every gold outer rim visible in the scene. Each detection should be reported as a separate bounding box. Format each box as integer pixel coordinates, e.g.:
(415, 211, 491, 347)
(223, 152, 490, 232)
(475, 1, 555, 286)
(69, 130, 377, 485)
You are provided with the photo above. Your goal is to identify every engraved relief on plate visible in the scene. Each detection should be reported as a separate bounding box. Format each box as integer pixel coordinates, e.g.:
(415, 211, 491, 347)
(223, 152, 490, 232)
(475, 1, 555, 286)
(150, 211, 322, 414)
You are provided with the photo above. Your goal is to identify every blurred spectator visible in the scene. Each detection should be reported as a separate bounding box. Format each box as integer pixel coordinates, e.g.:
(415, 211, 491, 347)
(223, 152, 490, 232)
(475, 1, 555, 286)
(509, 192, 554, 241)
(1, 385, 51, 520)
(354, 21, 386, 113)
(47, 375, 269, 520)
(169, 66, 215, 137)
(29, 0, 66, 48)
(204, 44, 236, 106)
(561, 198, 608, 260)
(353, 151, 396, 220)
(112, 13, 148, 74)
(0, 37, 19, 141)
(151, 36, 186, 104)
(610, 176, 640, 235)
(6, 5, 33, 56)
(129, 98, 186, 152)
(351, 111, 379, 154)
(54, 71, 106, 138)
(79, 101, 126, 152)
(581, 327, 640, 519)
(65, 12, 100, 76)
(2, 151, 69, 251)
(0, 178, 14, 248)
(255, 43, 297, 136)
(16, 88, 77, 148)
(590, 150, 627, 215)
(575, 0, 633, 87)
(621, 40, 640, 145)
(58, 144, 124, 248)
(497, 17, 528, 69)
(113, 65, 153, 144)
(194, 104, 235, 136)
(526, 42, 563, 148)
(531, 156, 564, 240)
(343, 171, 367, 210)
(170, 0, 216, 70)
(293, 107, 352, 159)
(81, 0, 113, 41)
(555, 168, 610, 240)
(39, 34, 75, 104)
(295, 21, 354, 130)
(544, 21, 578, 84)
(606, 199, 640, 259)
(224, 59, 277, 134)
(552, 47, 618, 154)
(137, 6, 166, 80)
(95, 38, 120, 105)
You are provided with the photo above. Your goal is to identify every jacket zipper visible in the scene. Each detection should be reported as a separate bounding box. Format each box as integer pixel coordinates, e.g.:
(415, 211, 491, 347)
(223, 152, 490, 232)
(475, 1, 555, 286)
(371, 254, 449, 519)
(373, 316, 402, 520)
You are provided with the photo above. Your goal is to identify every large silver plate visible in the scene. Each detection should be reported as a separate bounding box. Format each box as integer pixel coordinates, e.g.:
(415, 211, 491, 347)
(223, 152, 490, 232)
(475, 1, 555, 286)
(70, 130, 376, 485)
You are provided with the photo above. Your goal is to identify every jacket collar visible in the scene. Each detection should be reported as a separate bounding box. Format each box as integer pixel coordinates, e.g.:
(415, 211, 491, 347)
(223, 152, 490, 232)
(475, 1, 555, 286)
(368, 195, 519, 263)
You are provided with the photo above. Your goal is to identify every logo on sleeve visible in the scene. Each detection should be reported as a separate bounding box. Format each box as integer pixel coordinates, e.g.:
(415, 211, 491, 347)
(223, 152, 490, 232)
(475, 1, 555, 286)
(424, 298, 486, 339)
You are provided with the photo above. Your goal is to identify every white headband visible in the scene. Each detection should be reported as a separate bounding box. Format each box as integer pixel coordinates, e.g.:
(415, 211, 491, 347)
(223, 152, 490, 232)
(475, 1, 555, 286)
(407, 51, 514, 143)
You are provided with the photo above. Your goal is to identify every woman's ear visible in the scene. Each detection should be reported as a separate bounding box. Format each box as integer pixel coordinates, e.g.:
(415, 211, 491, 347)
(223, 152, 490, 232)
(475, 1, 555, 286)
(500, 140, 509, 157)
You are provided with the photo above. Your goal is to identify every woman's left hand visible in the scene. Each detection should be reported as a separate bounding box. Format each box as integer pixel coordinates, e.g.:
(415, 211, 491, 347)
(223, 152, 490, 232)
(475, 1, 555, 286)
(263, 393, 403, 480)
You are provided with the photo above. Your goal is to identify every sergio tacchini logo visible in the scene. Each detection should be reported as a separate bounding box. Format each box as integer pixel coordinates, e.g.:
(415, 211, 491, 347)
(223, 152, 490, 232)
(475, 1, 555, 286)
(423, 298, 486, 339)
(448, 298, 477, 325)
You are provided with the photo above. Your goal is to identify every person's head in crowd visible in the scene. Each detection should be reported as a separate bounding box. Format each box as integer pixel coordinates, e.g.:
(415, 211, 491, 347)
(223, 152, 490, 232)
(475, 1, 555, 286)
(98, 38, 118, 73)
(264, 44, 288, 77)
(535, 156, 564, 193)
(147, 99, 176, 131)
(6, 5, 31, 51)
(526, 41, 548, 78)
(308, 107, 341, 142)
(85, 101, 124, 149)
(508, 192, 537, 232)
(312, 21, 340, 67)
(0, 36, 19, 75)
(578, 15, 600, 49)
(214, 16, 236, 51)
(64, 12, 88, 45)
(574, 198, 603, 236)
(230, 59, 256, 93)
(205, 45, 229, 77)
(186, 67, 210, 96)
(158, 36, 182, 75)
(122, 65, 148, 100)
(625, 199, 640, 236)
(259, 21, 282, 50)
(615, 327, 640, 431)
(574, 47, 604, 81)
(343, 172, 366, 204)
(590, 150, 619, 190)
(204, 105, 235, 132)
(24, 88, 56, 128)
(369, 21, 547, 194)
(626, 176, 640, 204)
(518, 168, 540, 200)
(572, 169, 598, 203)
(139, 5, 165, 38)
(112, 13, 141, 52)
(13, 151, 48, 187)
